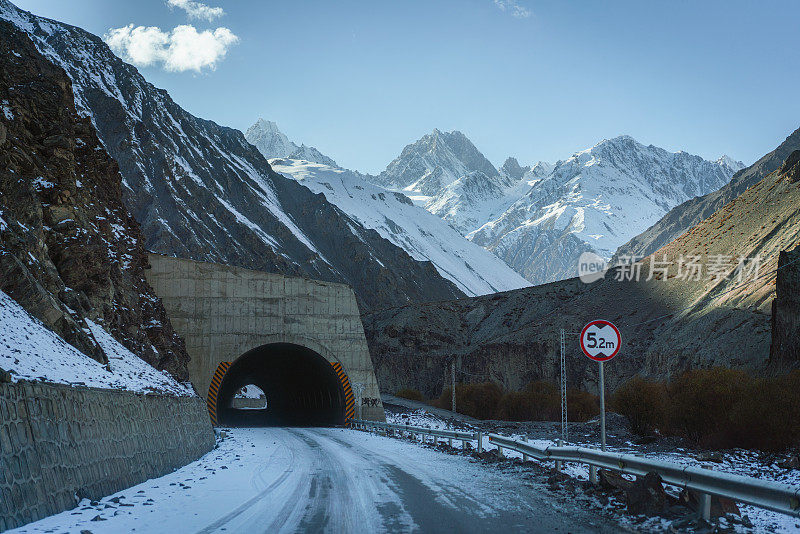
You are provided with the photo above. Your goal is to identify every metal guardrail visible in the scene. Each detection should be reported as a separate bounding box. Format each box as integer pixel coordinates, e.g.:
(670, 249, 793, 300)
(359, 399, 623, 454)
(351, 420, 800, 521)
(351, 419, 483, 451)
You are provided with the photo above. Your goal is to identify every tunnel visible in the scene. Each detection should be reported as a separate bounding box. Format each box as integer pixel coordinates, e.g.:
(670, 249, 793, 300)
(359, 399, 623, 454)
(215, 343, 348, 427)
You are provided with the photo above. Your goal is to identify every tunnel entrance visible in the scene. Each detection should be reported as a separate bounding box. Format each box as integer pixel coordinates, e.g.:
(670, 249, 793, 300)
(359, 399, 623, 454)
(215, 343, 348, 427)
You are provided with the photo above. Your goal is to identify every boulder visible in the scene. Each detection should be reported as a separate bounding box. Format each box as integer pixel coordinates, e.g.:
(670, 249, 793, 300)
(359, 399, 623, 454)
(599, 470, 671, 517)
(625, 472, 670, 516)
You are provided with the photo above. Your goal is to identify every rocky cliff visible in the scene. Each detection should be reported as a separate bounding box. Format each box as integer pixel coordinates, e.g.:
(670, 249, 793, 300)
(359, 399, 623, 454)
(0, 20, 189, 378)
(770, 152, 800, 369)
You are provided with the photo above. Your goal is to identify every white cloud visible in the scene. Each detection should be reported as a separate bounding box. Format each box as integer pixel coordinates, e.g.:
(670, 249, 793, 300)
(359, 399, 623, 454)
(166, 0, 224, 21)
(494, 0, 531, 19)
(104, 24, 239, 73)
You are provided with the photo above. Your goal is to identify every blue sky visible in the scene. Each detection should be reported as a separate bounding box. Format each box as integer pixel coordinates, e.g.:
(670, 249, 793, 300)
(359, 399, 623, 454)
(13, 0, 800, 174)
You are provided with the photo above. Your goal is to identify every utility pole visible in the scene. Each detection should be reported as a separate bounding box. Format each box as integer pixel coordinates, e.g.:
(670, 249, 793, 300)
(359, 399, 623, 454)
(451, 358, 456, 414)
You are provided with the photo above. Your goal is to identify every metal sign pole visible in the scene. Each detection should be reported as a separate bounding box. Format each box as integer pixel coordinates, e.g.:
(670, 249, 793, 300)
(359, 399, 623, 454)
(560, 328, 567, 442)
(599, 361, 606, 451)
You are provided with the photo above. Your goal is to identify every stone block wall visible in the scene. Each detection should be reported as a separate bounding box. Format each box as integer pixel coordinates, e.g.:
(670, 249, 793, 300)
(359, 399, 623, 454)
(0, 381, 215, 531)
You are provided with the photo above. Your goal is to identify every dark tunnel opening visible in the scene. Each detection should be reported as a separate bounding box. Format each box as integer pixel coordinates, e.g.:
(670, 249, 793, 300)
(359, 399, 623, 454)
(216, 343, 346, 427)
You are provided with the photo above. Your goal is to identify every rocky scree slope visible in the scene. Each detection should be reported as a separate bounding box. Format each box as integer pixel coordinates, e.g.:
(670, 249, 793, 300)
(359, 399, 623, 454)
(0, 0, 463, 312)
(0, 21, 189, 378)
(613, 126, 800, 263)
(363, 150, 799, 398)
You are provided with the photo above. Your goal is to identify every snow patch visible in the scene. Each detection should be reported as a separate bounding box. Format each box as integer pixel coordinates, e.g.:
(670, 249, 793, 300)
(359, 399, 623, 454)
(0, 289, 193, 396)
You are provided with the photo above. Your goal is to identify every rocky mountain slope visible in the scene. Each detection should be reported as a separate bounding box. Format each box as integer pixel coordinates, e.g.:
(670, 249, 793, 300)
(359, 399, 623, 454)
(613, 127, 800, 263)
(245, 118, 337, 167)
(364, 145, 799, 398)
(0, 0, 464, 312)
(268, 158, 530, 296)
(0, 20, 189, 378)
(469, 136, 743, 284)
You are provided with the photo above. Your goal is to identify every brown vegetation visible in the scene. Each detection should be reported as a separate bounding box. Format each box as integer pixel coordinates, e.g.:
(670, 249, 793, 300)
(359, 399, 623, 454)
(394, 388, 425, 402)
(432, 381, 599, 423)
(611, 368, 800, 452)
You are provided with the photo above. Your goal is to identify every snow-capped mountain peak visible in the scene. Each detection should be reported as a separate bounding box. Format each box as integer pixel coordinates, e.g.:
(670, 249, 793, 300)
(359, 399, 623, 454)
(245, 118, 338, 167)
(500, 157, 529, 181)
(716, 154, 746, 173)
(374, 129, 501, 196)
(469, 135, 742, 284)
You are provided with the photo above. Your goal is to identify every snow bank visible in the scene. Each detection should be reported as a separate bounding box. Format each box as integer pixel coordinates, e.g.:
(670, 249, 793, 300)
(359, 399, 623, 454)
(0, 290, 194, 396)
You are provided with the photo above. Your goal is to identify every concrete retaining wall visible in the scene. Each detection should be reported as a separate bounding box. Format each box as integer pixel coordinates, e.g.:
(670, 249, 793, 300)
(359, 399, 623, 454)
(0, 381, 215, 531)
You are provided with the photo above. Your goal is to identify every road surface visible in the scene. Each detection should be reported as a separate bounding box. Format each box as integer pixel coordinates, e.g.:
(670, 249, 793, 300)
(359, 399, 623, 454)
(10, 427, 622, 533)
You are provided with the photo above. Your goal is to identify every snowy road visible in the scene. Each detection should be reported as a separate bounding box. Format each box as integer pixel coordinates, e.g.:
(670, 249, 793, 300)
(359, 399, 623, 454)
(11, 427, 621, 533)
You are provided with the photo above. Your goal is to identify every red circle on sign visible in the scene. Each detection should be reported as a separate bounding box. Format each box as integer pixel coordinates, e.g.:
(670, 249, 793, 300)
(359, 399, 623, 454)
(579, 320, 621, 362)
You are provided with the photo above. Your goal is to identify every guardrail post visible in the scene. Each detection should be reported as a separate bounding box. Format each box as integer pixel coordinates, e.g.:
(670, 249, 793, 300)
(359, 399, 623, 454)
(555, 439, 563, 472)
(590, 465, 597, 485)
(497, 444, 504, 457)
(448, 437, 453, 448)
(522, 436, 528, 462)
(477, 432, 483, 453)
(699, 493, 711, 522)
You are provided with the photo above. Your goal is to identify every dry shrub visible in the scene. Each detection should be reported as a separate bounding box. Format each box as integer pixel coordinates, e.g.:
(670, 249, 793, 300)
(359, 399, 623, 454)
(613, 369, 800, 452)
(567, 389, 601, 422)
(726, 370, 800, 451)
(495, 381, 560, 421)
(610, 376, 668, 435)
(667, 368, 750, 448)
(435, 382, 503, 420)
(438, 380, 599, 423)
(395, 388, 425, 402)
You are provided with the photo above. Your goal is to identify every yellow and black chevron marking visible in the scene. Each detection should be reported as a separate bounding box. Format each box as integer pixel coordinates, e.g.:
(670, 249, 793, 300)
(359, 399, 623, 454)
(207, 361, 232, 426)
(332, 361, 355, 425)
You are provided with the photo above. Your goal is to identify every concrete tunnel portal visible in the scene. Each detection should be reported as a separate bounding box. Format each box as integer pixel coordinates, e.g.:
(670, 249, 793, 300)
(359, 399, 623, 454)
(144, 253, 385, 427)
(214, 343, 351, 427)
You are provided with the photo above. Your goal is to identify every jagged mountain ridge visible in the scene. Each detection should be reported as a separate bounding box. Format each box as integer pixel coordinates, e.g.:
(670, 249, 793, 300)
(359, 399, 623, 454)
(613, 126, 800, 263)
(0, 20, 189, 378)
(367, 128, 741, 286)
(370, 129, 540, 235)
(267, 158, 530, 296)
(245, 118, 337, 167)
(0, 0, 465, 311)
(470, 135, 743, 284)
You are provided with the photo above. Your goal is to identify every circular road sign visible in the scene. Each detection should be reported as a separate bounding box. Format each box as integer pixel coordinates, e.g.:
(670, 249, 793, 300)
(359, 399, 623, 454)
(579, 320, 621, 362)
